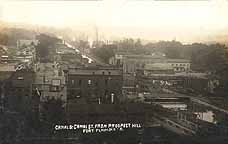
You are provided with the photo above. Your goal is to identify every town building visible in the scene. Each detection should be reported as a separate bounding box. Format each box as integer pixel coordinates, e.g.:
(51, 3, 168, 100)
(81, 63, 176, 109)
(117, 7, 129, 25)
(0, 45, 19, 64)
(109, 53, 191, 90)
(65, 66, 123, 104)
(33, 63, 67, 102)
(16, 39, 38, 49)
(15, 44, 36, 63)
(0, 45, 8, 63)
(109, 53, 191, 74)
(0, 63, 17, 111)
(3, 68, 35, 112)
(142, 63, 175, 74)
(136, 69, 210, 95)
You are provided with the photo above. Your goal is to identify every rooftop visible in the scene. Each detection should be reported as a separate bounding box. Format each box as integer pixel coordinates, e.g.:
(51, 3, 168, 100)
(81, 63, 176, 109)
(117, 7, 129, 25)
(144, 63, 173, 71)
(68, 68, 122, 76)
(117, 54, 191, 63)
(141, 72, 208, 79)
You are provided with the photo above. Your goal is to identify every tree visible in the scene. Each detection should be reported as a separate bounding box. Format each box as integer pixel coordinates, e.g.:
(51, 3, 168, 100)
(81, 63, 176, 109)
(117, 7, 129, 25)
(36, 34, 61, 62)
(141, 40, 183, 57)
(78, 40, 90, 50)
(91, 44, 116, 63)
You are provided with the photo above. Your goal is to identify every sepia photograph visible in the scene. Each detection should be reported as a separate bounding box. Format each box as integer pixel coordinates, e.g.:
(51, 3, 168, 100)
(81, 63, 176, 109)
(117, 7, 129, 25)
(0, 0, 228, 143)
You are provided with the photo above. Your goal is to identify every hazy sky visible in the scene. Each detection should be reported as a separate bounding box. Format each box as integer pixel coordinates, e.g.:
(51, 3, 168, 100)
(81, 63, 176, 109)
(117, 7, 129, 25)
(1, 0, 228, 42)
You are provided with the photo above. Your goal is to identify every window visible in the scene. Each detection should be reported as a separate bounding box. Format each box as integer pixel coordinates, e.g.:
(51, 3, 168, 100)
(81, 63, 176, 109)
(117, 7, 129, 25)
(50, 86, 60, 92)
(76, 91, 81, 98)
(105, 79, 108, 85)
(71, 80, 74, 85)
(79, 79, 82, 86)
(102, 71, 105, 75)
(59, 71, 62, 76)
(52, 79, 61, 86)
(17, 76, 24, 80)
(88, 79, 92, 85)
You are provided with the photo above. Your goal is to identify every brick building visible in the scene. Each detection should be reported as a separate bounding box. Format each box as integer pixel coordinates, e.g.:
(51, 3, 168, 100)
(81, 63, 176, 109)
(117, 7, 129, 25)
(4, 69, 35, 112)
(109, 53, 191, 74)
(109, 53, 191, 90)
(65, 66, 123, 104)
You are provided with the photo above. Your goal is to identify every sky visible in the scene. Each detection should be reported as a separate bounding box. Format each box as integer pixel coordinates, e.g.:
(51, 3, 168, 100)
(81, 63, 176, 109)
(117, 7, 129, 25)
(1, 0, 228, 43)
